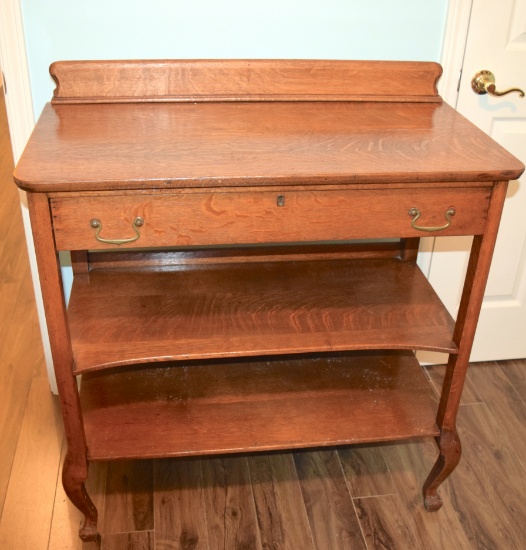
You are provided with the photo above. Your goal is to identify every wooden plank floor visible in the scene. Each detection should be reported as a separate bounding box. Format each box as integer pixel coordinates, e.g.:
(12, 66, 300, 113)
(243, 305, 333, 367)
(1, 88, 526, 549)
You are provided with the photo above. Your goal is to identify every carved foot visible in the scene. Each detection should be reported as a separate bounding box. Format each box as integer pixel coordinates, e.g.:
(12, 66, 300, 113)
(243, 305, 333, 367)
(79, 516, 101, 544)
(423, 428, 461, 512)
(424, 491, 443, 512)
(62, 454, 99, 542)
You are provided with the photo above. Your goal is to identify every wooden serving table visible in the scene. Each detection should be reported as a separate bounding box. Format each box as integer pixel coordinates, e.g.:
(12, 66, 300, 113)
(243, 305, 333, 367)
(14, 60, 524, 542)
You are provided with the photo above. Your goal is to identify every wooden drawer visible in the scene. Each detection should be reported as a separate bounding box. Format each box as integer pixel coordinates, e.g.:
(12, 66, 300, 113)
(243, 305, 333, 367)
(50, 187, 491, 250)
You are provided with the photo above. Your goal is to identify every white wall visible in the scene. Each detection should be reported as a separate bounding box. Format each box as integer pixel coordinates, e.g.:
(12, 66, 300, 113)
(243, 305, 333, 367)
(22, 1, 449, 116)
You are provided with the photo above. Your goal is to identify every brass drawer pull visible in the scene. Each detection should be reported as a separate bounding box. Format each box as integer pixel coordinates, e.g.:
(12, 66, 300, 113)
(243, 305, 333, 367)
(408, 207, 455, 233)
(89, 216, 144, 245)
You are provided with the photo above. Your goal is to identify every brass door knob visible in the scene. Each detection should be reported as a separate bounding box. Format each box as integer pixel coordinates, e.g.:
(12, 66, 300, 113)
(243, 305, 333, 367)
(471, 70, 524, 98)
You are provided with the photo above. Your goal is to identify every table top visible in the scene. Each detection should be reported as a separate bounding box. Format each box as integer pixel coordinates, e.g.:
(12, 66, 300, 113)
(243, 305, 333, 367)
(14, 60, 524, 193)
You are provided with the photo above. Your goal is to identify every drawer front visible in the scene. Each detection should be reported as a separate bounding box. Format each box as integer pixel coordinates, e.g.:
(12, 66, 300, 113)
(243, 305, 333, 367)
(50, 187, 491, 250)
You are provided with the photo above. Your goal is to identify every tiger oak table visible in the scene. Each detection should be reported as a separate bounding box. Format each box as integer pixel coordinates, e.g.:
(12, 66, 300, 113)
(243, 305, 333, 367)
(14, 60, 524, 543)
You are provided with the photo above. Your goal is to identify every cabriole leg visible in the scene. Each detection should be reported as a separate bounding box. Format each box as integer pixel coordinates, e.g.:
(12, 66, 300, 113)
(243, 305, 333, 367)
(422, 184, 509, 512)
(422, 428, 462, 511)
(27, 194, 100, 543)
(62, 453, 100, 543)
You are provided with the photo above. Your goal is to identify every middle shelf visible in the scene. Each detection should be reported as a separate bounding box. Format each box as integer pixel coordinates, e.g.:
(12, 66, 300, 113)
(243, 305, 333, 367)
(67, 255, 456, 374)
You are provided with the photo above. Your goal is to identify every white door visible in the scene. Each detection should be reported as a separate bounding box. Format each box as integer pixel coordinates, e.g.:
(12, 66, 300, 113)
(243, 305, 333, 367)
(429, 0, 526, 361)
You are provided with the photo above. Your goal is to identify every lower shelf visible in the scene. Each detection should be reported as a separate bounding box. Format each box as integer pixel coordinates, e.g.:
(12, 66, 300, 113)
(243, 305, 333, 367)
(80, 350, 439, 460)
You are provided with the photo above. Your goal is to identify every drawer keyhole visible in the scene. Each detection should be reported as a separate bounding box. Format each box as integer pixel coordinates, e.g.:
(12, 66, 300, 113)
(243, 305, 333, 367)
(277, 195, 285, 207)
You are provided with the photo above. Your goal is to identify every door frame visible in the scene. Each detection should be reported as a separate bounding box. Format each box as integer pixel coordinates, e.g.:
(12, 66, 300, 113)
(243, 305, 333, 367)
(0, 0, 473, 393)
(438, 0, 473, 107)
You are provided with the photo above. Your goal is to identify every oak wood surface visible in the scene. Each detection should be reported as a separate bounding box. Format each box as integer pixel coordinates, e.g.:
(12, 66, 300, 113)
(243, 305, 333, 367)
(4, 68, 526, 548)
(27, 193, 99, 540)
(50, 186, 491, 251)
(68, 258, 456, 373)
(14, 100, 524, 193)
(48, 440, 107, 550)
(49, 59, 442, 104)
(12, 60, 525, 543)
(437, 181, 509, 430)
(3, 361, 526, 550)
(82, 242, 418, 272)
(2, 354, 526, 548)
(79, 351, 439, 460)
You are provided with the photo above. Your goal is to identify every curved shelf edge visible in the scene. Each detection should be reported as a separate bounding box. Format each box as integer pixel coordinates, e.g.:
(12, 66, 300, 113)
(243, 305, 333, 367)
(69, 256, 457, 375)
(72, 341, 457, 375)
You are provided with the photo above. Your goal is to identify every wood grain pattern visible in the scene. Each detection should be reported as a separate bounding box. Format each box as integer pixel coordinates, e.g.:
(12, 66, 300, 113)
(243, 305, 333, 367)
(450, 403, 526, 548)
(13, 60, 525, 542)
(248, 453, 315, 550)
(82, 242, 420, 272)
(294, 450, 367, 549)
(0, 376, 63, 549)
(5, 69, 526, 548)
(465, 362, 526, 469)
(49, 186, 491, 251)
(155, 458, 210, 550)
(426, 363, 482, 406)
(48, 439, 107, 550)
(339, 445, 397, 498)
(49, 60, 443, 104)
(0, 255, 45, 511)
(102, 531, 153, 550)
(2, 362, 523, 549)
(0, 86, 46, 518)
(499, 360, 526, 401)
(353, 494, 421, 549)
(14, 101, 524, 193)
(200, 456, 262, 550)
(423, 181, 511, 511)
(381, 439, 473, 549)
(80, 352, 439, 460)
(68, 258, 456, 373)
(27, 193, 98, 540)
(102, 460, 154, 534)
